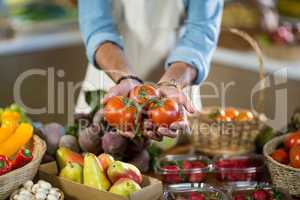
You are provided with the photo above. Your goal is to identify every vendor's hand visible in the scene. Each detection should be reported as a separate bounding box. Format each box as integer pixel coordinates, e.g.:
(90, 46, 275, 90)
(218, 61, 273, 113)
(102, 78, 141, 104)
(142, 118, 189, 141)
(101, 78, 141, 139)
(142, 85, 194, 141)
(158, 85, 195, 113)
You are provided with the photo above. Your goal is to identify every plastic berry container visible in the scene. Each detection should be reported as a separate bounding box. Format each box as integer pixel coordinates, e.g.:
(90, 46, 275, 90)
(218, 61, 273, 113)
(163, 183, 229, 200)
(213, 154, 265, 183)
(155, 154, 212, 184)
(227, 182, 292, 200)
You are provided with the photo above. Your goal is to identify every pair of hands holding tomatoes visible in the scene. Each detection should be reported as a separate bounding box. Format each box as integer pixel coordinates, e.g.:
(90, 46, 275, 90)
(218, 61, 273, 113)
(102, 78, 195, 141)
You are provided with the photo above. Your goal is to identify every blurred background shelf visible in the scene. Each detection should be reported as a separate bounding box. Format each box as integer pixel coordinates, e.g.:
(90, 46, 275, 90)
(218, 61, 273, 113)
(214, 48, 300, 81)
(0, 29, 82, 55)
(1, 29, 299, 80)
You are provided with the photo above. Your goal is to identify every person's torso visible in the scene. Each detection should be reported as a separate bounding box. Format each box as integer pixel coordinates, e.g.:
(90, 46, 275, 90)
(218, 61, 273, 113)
(111, 0, 186, 81)
(79, 0, 202, 113)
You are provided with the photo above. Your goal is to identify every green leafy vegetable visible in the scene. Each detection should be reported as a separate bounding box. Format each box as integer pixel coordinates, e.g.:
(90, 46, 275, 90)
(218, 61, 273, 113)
(147, 143, 162, 171)
(11, 2, 71, 21)
(208, 109, 221, 120)
(65, 124, 79, 137)
(272, 188, 282, 200)
(84, 89, 107, 115)
(256, 126, 275, 153)
(257, 34, 272, 47)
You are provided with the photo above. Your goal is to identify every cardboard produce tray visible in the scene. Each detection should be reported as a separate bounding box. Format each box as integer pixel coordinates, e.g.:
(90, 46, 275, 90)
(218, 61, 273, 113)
(39, 162, 163, 200)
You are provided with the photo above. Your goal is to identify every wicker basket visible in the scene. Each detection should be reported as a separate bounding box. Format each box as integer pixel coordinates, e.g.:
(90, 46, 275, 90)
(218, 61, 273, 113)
(190, 28, 266, 156)
(0, 135, 46, 200)
(263, 133, 300, 197)
(190, 107, 265, 156)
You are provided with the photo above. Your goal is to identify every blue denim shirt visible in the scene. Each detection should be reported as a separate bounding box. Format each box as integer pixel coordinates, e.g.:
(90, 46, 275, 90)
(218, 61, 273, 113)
(78, 0, 223, 84)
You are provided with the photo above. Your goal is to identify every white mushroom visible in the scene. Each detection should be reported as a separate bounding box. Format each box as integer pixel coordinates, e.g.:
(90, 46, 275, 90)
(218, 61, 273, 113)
(37, 180, 52, 190)
(17, 193, 33, 200)
(50, 193, 60, 199)
(48, 188, 60, 197)
(19, 190, 32, 197)
(47, 194, 59, 200)
(19, 188, 27, 194)
(35, 191, 47, 200)
(31, 184, 40, 194)
(12, 194, 19, 200)
(16, 196, 27, 200)
(37, 180, 47, 185)
(36, 188, 49, 195)
(23, 181, 34, 191)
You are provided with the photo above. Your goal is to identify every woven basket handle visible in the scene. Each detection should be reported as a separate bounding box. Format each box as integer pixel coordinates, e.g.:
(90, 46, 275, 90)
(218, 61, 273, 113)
(229, 28, 265, 114)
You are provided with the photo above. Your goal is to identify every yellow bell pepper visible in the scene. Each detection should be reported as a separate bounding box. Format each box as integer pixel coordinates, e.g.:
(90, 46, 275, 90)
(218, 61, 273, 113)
(0, 111, 20, 144)
(0, 123, 33, 157)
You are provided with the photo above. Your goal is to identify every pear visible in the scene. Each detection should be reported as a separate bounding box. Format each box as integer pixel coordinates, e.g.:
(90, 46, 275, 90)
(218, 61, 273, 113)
(59, 162, 83, 183)
(83, 153, 111, 191)
(109, 178, 141, 197)
(56, 147, 83, 170)
(107, 161, 142, 185)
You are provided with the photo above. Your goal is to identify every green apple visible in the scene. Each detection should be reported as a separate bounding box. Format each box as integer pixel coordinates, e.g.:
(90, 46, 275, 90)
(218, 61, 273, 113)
(109, 178, 141, 197)
(59, 162, 83, 183)
(107, 161, 142, 185)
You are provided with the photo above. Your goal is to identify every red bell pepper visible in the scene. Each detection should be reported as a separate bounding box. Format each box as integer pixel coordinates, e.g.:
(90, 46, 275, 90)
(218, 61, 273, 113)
(11, 148, 33, 170)
(0, 155, 12, 176)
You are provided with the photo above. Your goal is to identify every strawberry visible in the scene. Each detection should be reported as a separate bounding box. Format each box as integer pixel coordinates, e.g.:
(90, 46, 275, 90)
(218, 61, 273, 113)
(183, 160, 192, 170)
(162, 165, 182, 183)
(236, 159, 250, 168)
(233, 193, 246, 200)
(189, 192, 205, 200)
(189, 161, 207, 182)
(191, 161, 207, 168)
(216, 159, 234, 168)
(252, 189, 270, 200)
(216, 158, 261, 182)
(217, 158, 253, 168)
(163, 165, 179, 171)
(189, 172, 206, 182)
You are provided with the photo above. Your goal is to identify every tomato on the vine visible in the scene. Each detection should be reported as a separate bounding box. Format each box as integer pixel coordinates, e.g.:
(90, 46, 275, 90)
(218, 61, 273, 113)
(104, 96, 139, 131)
(284, 131, 300, 150)
(215, 114, 231, 122)
(224, 108, 239, 120)
(290, 145, 300, 168)
(129, 84, 159, 105)
(235, 111, 254, 121)
(148, 98, 181, 127)
(271, 148, 289, 164)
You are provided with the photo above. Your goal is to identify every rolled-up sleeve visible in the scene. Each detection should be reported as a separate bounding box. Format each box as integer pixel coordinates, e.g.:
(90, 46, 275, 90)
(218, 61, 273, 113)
(165, 0, 223, 84)
(78, 0, 123, 66)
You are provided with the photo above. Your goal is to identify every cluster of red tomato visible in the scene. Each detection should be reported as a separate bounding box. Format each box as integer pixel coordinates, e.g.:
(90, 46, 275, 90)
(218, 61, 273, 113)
(211, 108, 254, 122)
(104, 84, 182, 132)
(271, 129, 300, 168)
